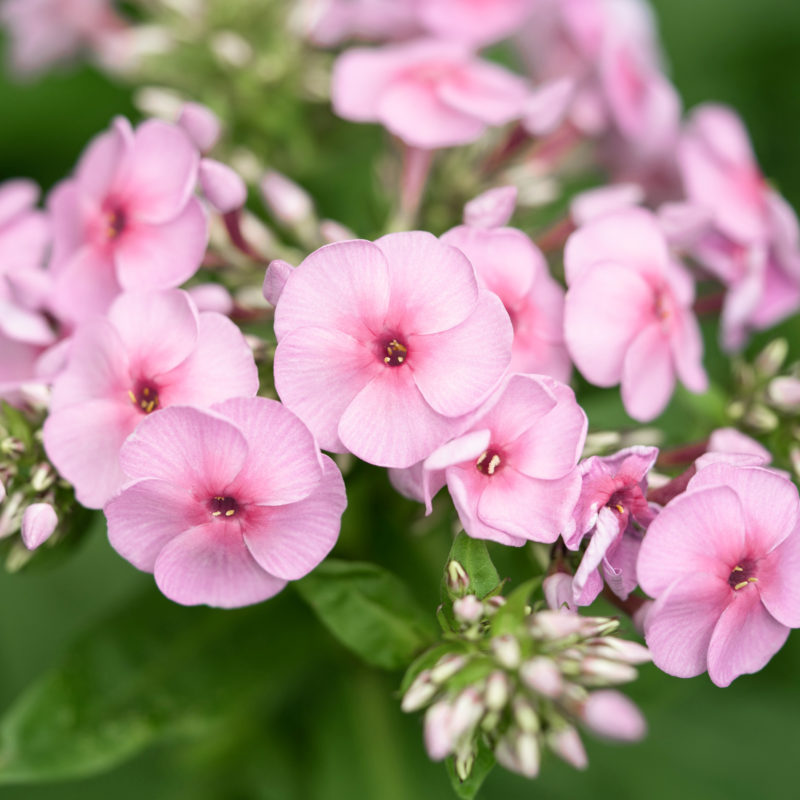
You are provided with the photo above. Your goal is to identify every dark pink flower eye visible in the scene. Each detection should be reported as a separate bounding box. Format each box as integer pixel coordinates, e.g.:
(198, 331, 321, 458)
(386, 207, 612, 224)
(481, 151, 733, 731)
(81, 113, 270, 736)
(475, 447, 503, 476)
(128, 382, 160, 414)
(208, 495, 239, 518)
(383, 337, 409, 366)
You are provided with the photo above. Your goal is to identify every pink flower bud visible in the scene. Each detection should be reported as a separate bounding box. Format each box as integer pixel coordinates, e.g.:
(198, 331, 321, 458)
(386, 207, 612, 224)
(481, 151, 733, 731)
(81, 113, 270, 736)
(401, 669, 437, 712)
(200, 159, 247, 214)
(548, 726, 588, 770)
(769, 376, 800, 410)
(430, 654, 467, 684)
(319, 219, 356, 243)
(424, 701, 454, 760)
(260, 170, 314, 226)
(21, 502, 57, 550)
(581, 690, 646, 742)
(463, 186, 517, 229)
(516, 732, 540, 778)
(453, 594, 483, 624)
(543, 573, 575, 612)
(491, 634, 521, 669)
(520, 657, 563, 698)
(449, 688, 484, 741)
(530, 610, 585, 639)
(262, 259, 294, 307)
(187, 284, 234, 316)
(484, 670, 510, 711)
(587, 638, 651, 665)
(570, 183, 643, 226)
(446, 560, 470, 593)
(178, 102, 221, 153)
(580, 657, 638, 685)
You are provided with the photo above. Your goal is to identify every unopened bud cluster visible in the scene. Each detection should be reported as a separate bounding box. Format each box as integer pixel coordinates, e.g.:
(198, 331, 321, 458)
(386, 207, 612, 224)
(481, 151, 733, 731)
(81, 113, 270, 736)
(402, 591, 649, 782)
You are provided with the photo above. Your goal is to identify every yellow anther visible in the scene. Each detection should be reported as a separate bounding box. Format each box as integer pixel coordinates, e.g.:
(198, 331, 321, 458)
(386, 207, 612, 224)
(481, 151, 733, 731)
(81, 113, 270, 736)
(211, 510, 221, 517)
(733, 580, 749, 591)
(143, 387, 150, 396)
(731, 565, 744, 572)
(128, 390, 137, 404)
(615, 504, 625, 514)
(225, 509, 235, 517)
(748, 577, 758, 583)
(487, 454, 501, 475)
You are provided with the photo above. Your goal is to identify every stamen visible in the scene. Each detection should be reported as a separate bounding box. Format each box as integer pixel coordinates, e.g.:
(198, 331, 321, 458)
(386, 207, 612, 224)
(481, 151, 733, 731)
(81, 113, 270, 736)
(476, 449, 503, 476)
(209, 495, 238, 518)
(129, 381, 160, 414)
(383, 338, 408, 366)
(728, 561, 758, 590)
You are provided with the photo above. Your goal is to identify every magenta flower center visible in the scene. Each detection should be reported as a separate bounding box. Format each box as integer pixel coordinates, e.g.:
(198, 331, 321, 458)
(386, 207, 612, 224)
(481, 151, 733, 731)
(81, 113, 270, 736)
(128, 382, 160, 414)
(208, 495, 239, 518)
(107, 207, 127, 239)
(383, 337, 409, 367)
(475, 447, 503, 476)
(728, 559, 758, 591)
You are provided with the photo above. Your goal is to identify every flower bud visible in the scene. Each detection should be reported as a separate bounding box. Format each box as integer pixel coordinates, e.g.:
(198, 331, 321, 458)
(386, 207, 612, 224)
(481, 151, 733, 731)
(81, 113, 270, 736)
(178, 102, 221, 154)
(211, 31, 253, 68)
(449, 688, 484, 742)
(580, 690, 646, 741)
(21, 502, 57, 550)
(743, 404, 779, 433)
(516, 732, 541, 778)
(453, 594, 484, 624)
(768, 376, 800, 410)
(512, 696, 540, 734)
(580, 657, 638, 685)
(491, 634, 521, 669)
(319, 219, 356, 243)
(587, 638, 651, 665)
(520, 657, 563, 698)
(430, 653, 467, 685)
(755, 338, 788, 378)
(401, 669, 437, 712)
(199, 159, 247, 214)
(484, 670, 510, 711)
(445, 560, 470, 594)
(260, 170, 314, 227)
(454, 744, 476, 781)
(424, 701, 454, 761)
(29, 462, 55, 493)
(187, 284, 235, 316)
(548, 725, 588, 770)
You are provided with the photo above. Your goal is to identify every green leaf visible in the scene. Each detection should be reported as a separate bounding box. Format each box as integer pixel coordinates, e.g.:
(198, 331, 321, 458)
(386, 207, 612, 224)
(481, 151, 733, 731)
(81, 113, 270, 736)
(447, 533, 501, 599)
(490, 577, 542, 638)
(445, 739, 496, 799)
(295, 559, 436, 670)
(0, 590, 320, 784)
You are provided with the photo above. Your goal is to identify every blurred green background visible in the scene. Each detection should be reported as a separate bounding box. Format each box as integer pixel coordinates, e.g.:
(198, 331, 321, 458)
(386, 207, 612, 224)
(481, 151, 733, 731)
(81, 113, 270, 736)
(2, 1, 800, 798)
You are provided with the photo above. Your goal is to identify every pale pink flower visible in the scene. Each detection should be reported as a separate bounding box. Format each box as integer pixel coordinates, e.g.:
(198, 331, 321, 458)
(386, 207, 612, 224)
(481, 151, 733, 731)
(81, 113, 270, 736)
(271, 233, 513, 468)
(441, 222, 571, 381)
(297, 0, 420, 47)
(105, 399, 346, 608)
(564, 208, 707, 421)
(46, 116, 207, 324)
(638, 461, 800, 686)
(43, 290, 258, 509)
(421, 374, 586, 546)
(332, 39, 530, 149)
(418, 0, 534, 47)
(567, 446, 659, 606)
(678, 105, 800, 349)
(0, 0, 128, 75)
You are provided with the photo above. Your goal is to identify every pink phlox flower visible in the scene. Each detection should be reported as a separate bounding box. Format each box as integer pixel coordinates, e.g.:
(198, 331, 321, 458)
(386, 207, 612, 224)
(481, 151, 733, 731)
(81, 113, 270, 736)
(45, 116, 207, 325)
(564, 207, 708, 421)
(0, 0, 128, 75)
(463, 186, 518, 230)
(567, 446, 658, 606)
(678, 105, 800, 350)
(441, 220, 571, 382)
(272, 232, 513, 468)
(637, 461, 800, 686)
(296, 0, 421, 47)
(706, 428, 771, 466)
(331, 39, 530, 149)
(105, 398, 347, 608)
(420, 373, 586, 546)
(417, 0, 535, 47)
(43, 289, 258, 509)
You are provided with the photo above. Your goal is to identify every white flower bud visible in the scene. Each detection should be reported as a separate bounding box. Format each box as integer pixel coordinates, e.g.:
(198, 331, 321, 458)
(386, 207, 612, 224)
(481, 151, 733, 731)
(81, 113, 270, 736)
(453, 594, 484, 624)
(445, 560, 470, 594)
(580, 657, 638, 685)
(430, 654, 467, 685)
(491, 634, 521, 669)
(548, 725, 588, 770)
(401, 670, 437, 712)
(484, 670, 510, 711)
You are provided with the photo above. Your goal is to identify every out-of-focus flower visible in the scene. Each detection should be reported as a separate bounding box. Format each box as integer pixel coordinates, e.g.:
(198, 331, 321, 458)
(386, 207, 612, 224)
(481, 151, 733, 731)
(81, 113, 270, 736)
(105, 399, 347, 608)
(567, 446, 658, 605)
(199, 160, 248, 214)
(44, 290, 258, 509)
(417, 0, 534, 47)
(260, 171, 315, 228)
(46, 117, 207, 324)
(638, 461, 800, 686)
(271, 233, 512, 468)
(332, 39, 530, 149)
(177, 102, 222, 154)
(564, 208, 707, 421)
(421, 374, 586, 546)
(0, 0, 129, 76)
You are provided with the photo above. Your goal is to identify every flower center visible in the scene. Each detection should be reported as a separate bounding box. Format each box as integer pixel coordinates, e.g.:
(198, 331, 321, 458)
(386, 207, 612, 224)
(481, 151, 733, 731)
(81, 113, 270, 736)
(476, 448, 503, 476)
(383, 337, 408, 367)
(728, 560, 758, 591)
(128, 382, 160, 414)
(107, 208, 126, 239)
(208, 496, 238, 518)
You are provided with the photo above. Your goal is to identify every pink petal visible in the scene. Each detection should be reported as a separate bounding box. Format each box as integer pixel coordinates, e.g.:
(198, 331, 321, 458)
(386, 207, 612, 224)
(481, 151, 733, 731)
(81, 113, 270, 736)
(564, 208, 669, 286)
(572, 506, 621, 603)
(570, 184, 643, 227)
(117, 119, 200, 225)
(178, 102, 221, 154)
(119, 405, 248, 491)
(199, 158, 247, 214)
(424, 428, 491, 512)
(564, 262, 653, 386)
(757, 530, 800, 628)
(157, 312, 258, 407)
(153, 521, 287, 608)
(243, 456, 345, 580)
(377, 79, 486, 149)
(185, 283, 234, 315)
(107, 289, 199, 378)
(523, 77, 574, 136)
(338, 368, 461, 468)
(273, 239, 390, 342)
(620, 322, 675, 421)
(21, 503, 57, 550)
(644, 572, 730, 678)
(43, 399, 139, 509)
(49, 246, 122, 323)
(669, 306, 708, 394)
(75, 117, 131, 202)
(706, 587, 789, 687)
(263, 259, 294, 307)
(0, 178, 38, 223)
(47, 181, 86, 273)
(211, 397, 324, 505)
(105, 477, 208, 570)
(114, 198, 208, 290)
(463, 186, 517, 229)
(637, 486, 747, 596)
(477, 468, 579, 544)
(375, 231, 479, 335)
(410, 291, 512, 417)
(274, 325, 380, 453)
(49, 318, 129, 410)
(418, 0, 532, 46)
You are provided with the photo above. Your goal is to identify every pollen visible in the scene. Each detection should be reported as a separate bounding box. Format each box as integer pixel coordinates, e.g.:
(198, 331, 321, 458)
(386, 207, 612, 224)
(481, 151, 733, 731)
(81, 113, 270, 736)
(107, 209, 126, 239)
(476, 449, 503, 476)
(209, 496, 238, 518)
(129, 382, 160, 414)
(383, 338, 408, 366)
(729, 562, 758, 590)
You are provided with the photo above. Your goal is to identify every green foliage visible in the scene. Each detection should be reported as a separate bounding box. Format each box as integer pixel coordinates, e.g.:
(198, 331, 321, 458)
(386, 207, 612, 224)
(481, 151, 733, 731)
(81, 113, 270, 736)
(295, 559, 436, 670)
(446, 740, 496, 800)
(447, 533, 502, 600)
